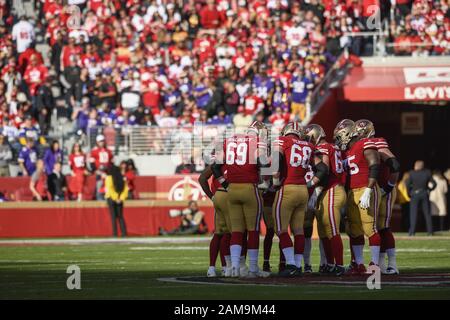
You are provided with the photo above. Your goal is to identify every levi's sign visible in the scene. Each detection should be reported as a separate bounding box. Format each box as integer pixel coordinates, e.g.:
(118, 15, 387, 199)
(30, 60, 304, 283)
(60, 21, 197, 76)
(404, 86, 450, 100)
(403, 67, 450, 100)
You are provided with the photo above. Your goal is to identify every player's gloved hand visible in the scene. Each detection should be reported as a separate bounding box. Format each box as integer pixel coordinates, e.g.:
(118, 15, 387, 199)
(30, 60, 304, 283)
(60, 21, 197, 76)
(272, 177, 281, 187)
(307, 186, 323, 210)
(359, 187, 372, 209)
(257, 180, 270, 190)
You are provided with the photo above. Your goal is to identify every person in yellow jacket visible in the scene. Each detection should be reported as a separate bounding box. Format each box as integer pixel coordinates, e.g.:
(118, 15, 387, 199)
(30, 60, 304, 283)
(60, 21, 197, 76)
(397, 172, 411, 232)
(105, 165, 129, 237)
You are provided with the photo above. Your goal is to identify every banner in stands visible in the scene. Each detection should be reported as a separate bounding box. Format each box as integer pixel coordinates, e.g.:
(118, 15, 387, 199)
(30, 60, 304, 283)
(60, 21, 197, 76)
(340, 66, 450, 102)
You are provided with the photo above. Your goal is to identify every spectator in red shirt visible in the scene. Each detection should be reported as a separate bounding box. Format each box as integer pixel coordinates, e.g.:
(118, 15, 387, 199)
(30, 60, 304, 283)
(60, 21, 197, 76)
(199, 0, 224, 29)
(23, 54, 48, 97)
(69, 142, 87, 201)
(60, 36, 83, 71)
(89, 134, 113, 200)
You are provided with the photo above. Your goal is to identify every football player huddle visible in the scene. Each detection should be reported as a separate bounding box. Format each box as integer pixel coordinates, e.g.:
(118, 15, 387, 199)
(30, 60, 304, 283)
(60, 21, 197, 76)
(199, 118, 400, 278)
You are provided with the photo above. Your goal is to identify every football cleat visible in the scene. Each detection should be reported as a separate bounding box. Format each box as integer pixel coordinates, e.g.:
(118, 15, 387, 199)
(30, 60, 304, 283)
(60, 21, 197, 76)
(231, 266, 240, 278)
(384, 267, 399, 275)
(224, 267, 232, 277)
(334, 265, 346, 276)
(278, 264, 302, 277)
(245, 268, 271, 279)
(207, 267, 217, 278)
(240, 264, 249, 277)
(318, 264, 328, 274)
(325, 264, 337, 275)
(304, 264, 313, 274)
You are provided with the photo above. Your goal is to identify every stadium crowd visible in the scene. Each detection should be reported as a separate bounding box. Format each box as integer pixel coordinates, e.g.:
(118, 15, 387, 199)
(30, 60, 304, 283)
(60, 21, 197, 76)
(0, 0, 449, 179)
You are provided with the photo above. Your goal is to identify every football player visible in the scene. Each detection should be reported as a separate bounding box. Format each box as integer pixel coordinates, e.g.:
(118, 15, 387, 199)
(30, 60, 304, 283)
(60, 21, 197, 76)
(271, 122, 314, 277)
(261, 183, 276, 273)
(302, 164, 328, 274)
(212, 121, 269, 278)
(336, 119, 381, 275)
(199, 165, 232, 277)
(305, 124, 346, 276)
(354, 119, 400, 275)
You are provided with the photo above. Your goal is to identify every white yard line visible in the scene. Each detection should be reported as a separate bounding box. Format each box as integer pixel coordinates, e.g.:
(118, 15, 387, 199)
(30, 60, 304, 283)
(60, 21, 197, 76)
(0, 237, 211, 246)
(0, 234, 449, 246)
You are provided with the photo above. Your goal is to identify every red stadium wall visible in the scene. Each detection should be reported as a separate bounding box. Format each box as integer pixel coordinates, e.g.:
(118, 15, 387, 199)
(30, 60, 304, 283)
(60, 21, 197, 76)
(0, 201, 215, 238)
(0, 175, 276, 238)
(309, 90, 340, 138)
(0, 201, 274, 238)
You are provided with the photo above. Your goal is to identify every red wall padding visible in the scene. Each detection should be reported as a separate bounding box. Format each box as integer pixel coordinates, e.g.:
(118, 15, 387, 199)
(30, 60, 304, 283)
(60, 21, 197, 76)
(0, 204, 215, 238)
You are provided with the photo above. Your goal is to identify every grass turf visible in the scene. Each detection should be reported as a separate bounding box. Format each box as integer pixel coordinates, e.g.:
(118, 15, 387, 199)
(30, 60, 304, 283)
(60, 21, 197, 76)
(1, 233, 450, 299)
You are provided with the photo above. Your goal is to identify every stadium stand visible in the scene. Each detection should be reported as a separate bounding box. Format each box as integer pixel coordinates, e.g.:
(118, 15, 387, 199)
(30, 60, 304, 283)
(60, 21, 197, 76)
(0, 0, 448, 182)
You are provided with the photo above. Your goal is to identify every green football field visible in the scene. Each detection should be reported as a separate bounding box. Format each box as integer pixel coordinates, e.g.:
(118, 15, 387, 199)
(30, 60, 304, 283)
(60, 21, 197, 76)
(1, 233, 450, 300)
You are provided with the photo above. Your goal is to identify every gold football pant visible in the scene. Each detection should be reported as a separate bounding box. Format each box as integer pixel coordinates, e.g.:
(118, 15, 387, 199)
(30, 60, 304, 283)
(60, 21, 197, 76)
(227, 183, 263, 233)
(213, 190, 231, 234)
(317, 185, 346, 239)
(272, 184, 309, 234)
(377, 188, 397, 230)
(347, 185, 381, 238)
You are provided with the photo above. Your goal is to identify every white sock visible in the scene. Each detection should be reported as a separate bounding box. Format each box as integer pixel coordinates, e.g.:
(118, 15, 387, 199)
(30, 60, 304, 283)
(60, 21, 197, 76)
(379, 252, 386, 270)
(247, 249, 259, 273)
(225, 255, 231, 268)
(294, 254, 303, 268)
(282, 247, 295, 266)
(304, 237, 312, 265)
(319, 239, 327, 265)
(386, 248, 397, 268)
(230, 245, 242, 269)
(352, 245, 364, 265)
(208, 266, 215, 272)
(370, 245, 380, 265)
(239, 255, 246, 267)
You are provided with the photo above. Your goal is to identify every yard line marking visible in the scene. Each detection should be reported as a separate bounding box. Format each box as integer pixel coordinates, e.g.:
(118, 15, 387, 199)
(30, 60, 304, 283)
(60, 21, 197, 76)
(0, 237, 211, 246)
(157, 277, 289, 287)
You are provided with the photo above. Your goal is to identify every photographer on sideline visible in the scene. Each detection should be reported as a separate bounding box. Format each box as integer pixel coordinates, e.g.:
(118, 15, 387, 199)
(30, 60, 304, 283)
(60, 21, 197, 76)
(159, 200, 208, 235)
